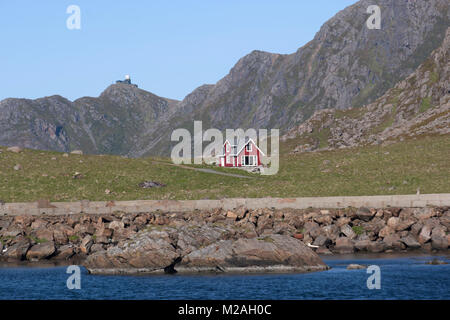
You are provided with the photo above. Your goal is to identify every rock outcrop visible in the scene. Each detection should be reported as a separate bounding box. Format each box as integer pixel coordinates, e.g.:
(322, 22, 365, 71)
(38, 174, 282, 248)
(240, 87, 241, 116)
(284, 27, 450, 153)
(0, 205, 448, 274)
(175, 235, 327, 274)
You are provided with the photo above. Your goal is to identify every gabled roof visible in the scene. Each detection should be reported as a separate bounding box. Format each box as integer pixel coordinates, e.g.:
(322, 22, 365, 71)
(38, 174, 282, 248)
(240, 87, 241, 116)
(219, 138, 265, 157)
(235, 138, 265, 156)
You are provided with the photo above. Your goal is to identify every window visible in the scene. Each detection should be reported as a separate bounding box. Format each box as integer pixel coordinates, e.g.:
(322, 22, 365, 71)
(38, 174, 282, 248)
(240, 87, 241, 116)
(246, 143, 252, 151)
(226, 156, 230, 163)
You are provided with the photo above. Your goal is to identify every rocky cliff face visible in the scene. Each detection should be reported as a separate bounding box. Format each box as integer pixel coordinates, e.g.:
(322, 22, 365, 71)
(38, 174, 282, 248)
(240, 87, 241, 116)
(180, 0, 449, 131)
(0, 0, 448, 157)
(283, 26, 450, 153)
(0, 84, 179, 156)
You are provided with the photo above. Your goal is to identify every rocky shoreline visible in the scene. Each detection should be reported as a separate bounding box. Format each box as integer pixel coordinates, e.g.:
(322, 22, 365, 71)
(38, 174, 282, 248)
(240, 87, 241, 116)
(0, 206, 448, 274)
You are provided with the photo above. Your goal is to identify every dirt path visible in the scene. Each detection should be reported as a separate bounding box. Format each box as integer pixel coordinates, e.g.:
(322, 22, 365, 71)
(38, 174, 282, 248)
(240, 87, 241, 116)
(151, 160, 254, 179)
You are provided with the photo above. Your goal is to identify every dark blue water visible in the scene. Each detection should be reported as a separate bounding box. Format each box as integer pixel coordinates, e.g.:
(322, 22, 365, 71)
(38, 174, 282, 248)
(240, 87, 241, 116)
(0, 255, 449, 299)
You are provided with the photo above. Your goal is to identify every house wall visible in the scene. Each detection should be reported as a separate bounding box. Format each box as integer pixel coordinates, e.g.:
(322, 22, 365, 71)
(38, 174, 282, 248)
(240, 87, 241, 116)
(237, 141, 261, 166)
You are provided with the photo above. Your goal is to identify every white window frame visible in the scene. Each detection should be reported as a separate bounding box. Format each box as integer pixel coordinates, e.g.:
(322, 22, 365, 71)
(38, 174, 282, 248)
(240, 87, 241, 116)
(246, 143, 252, 152)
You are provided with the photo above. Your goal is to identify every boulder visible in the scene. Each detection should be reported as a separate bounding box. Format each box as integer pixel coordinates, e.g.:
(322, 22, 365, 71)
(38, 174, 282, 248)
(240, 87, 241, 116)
(90, 244, 105, 253)
(178, 234, 328, 273)
(410, 222, 423, 236)
(53, 245, 75, 260)
(313, 235, 330, 247)
(133, 215, 149, 226)
(418, 225, 432, 244)
(431, 226, 446, 238)
(53, 227, 68, 245)
(361, 217, 385, 234)
(70, 150, 83, 155)
(80, 236, 93, 254)
(395, 219, 415, 231)
(322, 224, 339, 241)
(387, 217, 399, 229)
(313, 214, 333, 225)
(440, 212, 450, 229)
(356, 207, 374, 222)
(84, 230, 180, 273)
(256, 214, 274, 235)
(1, 228, 22, 237)
(400, 235, 421, 249)
(336, 217, 351, 227)
(316, 247, 333, 255)
(13, 215, 33, 227)
(412, 207, 435, 220)
(74, 223, 95, 236)
(367, 241, 386, 253)
(340, 224, 356, 239)
(347, 264, 366, 270)
(354, 240, 370, 251)
(3, 240, 30, 260)
(95, 226, 113, 238)
(423, 218, 441, 229)
(109, 220, 125, 230)
(26, 241, 55, 260)
(334, 237, 354, 253)
(226, 211, 238, 220)
(431, 235, 448, 250)
(34, 228, 54, 242)
(7, 146, 22, 153)
(379, 226, 395, 238)
(31, 219, 48, 230)
(382, 234, 404, 250)
(426, 259, 448, 265)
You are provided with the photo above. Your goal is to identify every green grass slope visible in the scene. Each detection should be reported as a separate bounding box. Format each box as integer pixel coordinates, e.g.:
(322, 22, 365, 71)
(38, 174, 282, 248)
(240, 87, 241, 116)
(0, 134, 448, 202)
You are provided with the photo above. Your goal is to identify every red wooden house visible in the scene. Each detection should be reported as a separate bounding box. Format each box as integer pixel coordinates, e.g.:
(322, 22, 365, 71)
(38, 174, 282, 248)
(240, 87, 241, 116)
(217, 138, 264, 167)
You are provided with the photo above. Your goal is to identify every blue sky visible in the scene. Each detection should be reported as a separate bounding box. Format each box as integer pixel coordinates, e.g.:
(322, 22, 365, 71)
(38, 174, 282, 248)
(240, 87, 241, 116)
(0, 0, 356, 101)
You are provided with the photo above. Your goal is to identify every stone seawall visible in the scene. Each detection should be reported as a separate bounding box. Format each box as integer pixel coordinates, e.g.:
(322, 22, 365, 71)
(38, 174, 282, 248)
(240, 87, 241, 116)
(0, 204, 448, 273)
(1, 194, 450, 216)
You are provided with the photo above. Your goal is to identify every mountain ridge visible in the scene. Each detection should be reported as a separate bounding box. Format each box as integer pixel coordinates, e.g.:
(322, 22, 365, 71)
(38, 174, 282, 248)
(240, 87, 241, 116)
(283, 26, 450, 153)
(1, 0, 449, 157)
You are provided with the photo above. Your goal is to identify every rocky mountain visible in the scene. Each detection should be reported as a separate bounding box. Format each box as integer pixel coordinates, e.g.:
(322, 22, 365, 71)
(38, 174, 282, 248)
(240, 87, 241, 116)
(178, 0, 449, 131)
(0, 0, 448, 157)
(0, 84, 179, 156)
(282, 26, 450, 153)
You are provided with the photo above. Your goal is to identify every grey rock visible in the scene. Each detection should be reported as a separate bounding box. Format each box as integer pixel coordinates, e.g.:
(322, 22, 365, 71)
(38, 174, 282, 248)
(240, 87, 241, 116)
(334, 237, 354, 253)
(26, 241, 55, 261)
(178, 234, 328, 273)
(3, 240, 30, 260)
(356, 207, 374, 222)
(400, 235, 421, 249)
(431, 235, 448, 250)
(347, 264, 366, 270)
(340, 224, 356, 239)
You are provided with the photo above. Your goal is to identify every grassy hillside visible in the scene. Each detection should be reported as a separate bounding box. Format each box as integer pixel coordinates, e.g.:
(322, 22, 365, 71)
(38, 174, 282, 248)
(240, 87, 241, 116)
(0, 134, 449, 202)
